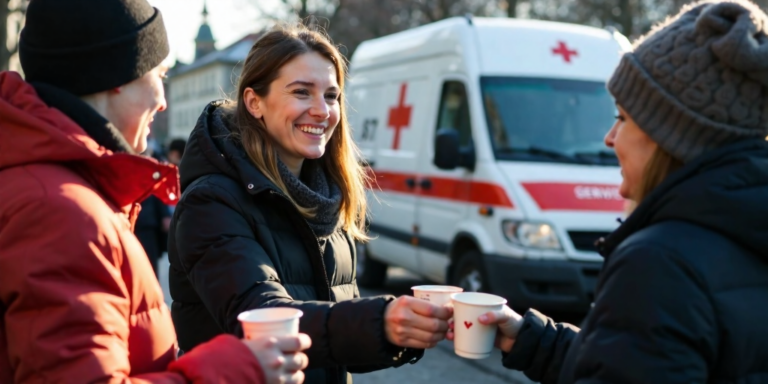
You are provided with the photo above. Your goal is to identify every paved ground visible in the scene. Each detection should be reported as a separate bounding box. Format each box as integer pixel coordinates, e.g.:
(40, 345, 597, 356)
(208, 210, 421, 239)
(158, 256, 537, 383)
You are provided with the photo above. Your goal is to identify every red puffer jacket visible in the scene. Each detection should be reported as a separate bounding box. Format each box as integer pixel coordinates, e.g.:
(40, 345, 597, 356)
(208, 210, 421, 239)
(0, 71, 264, 384)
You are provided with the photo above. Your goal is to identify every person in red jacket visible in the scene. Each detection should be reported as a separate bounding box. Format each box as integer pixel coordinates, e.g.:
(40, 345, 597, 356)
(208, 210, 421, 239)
(0, 0, 310, 383)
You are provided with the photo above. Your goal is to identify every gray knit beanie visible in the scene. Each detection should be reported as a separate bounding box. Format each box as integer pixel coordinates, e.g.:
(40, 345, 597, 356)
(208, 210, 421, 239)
(608, 0, 768, 162)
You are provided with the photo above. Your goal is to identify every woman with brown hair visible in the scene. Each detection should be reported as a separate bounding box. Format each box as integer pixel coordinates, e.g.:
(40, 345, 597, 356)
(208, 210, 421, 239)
(168, 24, 452, 384)
(450, 0, 768, 382)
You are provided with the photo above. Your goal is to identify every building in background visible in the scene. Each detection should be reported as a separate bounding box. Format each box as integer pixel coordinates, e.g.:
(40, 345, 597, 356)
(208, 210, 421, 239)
(165, 1, 260, 142)
(195, 2, 216, 60)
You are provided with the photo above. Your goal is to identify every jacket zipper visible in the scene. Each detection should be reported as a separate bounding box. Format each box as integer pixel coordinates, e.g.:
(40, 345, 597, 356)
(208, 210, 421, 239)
(267, 190, 333, 301)
(267, 189, 341, 383)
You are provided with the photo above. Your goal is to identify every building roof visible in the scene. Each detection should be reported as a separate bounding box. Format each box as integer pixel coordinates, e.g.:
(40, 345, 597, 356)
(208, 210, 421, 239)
(196, 24, 214, 43)
(172, 33, 261, 77)
(196, 2, 214, 42)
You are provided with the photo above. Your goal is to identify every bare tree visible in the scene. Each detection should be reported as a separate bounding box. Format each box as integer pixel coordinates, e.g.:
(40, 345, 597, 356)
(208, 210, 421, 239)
(325, 0, 504, 56)
(522, 0, 768, 39)
(504, 0, 521, 17)
(247, 0, 505, 57)
(289, 0, 311, 19)
(1, 0, 11, 71)
(1, 0, 27, 72)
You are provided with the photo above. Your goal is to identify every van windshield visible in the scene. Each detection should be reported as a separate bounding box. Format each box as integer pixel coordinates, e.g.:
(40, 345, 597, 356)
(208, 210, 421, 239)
(481, 76, 618, 166)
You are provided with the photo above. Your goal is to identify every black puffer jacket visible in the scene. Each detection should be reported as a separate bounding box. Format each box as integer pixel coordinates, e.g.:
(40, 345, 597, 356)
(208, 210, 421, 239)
(504, 139, 768, 384)
(168, 101, 422, 384)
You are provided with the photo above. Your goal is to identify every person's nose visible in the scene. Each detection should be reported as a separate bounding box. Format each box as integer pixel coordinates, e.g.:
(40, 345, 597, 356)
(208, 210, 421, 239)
(158, 96, 168, 113)
(157, 83, 168, 112)
(604, 124, 617, 148)
(309, 97, 330, 121)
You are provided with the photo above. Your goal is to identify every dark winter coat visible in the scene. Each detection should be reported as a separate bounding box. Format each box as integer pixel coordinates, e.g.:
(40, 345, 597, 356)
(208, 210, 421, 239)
(135, 194, 171, 272)
(503, 139, 768, 384)
(167, 101, 423, 384)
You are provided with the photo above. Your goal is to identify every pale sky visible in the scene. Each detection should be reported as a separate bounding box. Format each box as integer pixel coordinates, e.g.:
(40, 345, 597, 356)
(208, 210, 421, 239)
(148, 0, 286, 65)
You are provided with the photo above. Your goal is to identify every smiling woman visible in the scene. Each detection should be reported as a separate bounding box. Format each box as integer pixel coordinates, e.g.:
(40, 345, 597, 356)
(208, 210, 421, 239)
(168, 24, 454, 384)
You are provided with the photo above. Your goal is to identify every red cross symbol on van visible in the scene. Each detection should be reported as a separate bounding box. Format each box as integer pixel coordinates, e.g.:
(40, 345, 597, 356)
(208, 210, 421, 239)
(387, 83, 412, 150)
(552, 41, 578, 63)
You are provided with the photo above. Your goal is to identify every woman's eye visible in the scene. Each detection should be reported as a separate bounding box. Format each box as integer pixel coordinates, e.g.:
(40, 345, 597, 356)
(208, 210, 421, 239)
(614, 114, 625, 122)
(325, 93, 339, 100)
(293, 89, 310, 96)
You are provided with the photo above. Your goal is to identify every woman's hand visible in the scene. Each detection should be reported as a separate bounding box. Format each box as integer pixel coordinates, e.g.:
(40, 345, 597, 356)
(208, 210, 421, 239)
(242, 334, 312, 384)
(384, 296, 453, 349)
(447, 305, 523, 353)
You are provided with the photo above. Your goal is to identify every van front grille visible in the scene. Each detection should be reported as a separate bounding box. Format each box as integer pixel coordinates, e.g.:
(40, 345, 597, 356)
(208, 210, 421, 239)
(567, 231, 609, 252)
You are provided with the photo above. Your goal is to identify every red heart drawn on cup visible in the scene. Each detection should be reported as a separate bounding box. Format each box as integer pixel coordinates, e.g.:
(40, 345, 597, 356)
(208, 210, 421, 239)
(463, 321, 473, 329)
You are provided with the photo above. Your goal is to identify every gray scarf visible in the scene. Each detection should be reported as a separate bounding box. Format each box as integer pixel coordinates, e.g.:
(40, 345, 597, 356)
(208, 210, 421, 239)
(277, 159, 341, 238)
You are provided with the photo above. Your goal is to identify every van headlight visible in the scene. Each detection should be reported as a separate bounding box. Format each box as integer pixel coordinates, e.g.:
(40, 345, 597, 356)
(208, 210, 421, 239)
(502, 220, 562, 250)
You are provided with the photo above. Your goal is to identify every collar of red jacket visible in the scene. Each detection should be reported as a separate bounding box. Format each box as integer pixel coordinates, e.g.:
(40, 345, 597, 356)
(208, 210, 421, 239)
(0, 71, 179, 207)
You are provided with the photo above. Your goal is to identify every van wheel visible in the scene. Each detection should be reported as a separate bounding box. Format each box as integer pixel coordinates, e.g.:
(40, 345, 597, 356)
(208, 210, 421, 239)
(452, 250, 489, 293)
(356, 242, 387, 288)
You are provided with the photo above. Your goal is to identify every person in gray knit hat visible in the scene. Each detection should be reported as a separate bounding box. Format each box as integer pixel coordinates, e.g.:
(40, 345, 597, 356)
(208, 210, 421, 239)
(446, 1, 768, 383)
(608, 0, 768, 163)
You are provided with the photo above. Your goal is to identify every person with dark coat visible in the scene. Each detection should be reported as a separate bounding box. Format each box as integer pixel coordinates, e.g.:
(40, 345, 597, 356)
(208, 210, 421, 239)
(0, 0, 310, 383)
(167, 138, 187, 166)
(135, 193, 172, 275)
(168, 24, 453, 384)
(450, 1, 768, 383)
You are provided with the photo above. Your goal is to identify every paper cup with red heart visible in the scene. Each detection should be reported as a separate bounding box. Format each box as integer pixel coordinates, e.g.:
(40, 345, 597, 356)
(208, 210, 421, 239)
(450, 292, 507, 359)
(411, 285, 463, 306)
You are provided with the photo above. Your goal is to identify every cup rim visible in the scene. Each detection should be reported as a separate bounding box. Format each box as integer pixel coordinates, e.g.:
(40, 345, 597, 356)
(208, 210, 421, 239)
(411, 285, 464, 293)
(451, 292, 507, 306)
(237, 307, 304, 323)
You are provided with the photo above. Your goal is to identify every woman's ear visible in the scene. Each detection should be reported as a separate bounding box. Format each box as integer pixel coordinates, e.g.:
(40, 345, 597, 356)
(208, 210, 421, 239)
(243, 88, 263, 119)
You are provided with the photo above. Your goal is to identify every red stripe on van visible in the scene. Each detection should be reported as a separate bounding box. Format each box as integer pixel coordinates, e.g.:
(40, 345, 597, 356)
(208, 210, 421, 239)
(367, 170, 514, 208)
(522, 182, 626, 212)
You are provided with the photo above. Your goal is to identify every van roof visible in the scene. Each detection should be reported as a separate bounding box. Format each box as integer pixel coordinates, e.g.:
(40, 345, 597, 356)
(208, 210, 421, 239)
(351, 16, 631, 81)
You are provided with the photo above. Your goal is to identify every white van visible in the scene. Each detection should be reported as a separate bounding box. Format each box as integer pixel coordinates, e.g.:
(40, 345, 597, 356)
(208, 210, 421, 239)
(347, 16, 631, 313)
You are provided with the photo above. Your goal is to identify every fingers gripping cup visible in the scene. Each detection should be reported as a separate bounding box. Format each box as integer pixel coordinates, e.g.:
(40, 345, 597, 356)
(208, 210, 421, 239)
(411, 285, 463, 306)
(451, 292, 507, 359)
(237, 308, 303, 340)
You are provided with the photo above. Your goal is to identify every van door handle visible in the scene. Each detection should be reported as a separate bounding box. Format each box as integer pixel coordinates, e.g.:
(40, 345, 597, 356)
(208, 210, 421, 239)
(405, 178, 416, 188)
(419, 179, 432, 190)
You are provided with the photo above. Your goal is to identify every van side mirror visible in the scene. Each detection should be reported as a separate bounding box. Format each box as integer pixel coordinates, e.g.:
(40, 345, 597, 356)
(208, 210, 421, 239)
(434, 128, 475, 171)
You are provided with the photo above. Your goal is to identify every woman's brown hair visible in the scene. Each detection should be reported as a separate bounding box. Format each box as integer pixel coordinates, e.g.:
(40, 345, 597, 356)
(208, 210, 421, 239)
(228, 23, 369, 241)
(627, 146, 684, 213)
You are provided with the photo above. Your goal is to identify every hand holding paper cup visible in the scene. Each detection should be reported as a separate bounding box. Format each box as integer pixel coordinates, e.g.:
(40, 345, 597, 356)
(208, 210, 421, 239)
(450, 292, 507, 359)
(411, 285, 463, 306)
(238, 308, 309, 384)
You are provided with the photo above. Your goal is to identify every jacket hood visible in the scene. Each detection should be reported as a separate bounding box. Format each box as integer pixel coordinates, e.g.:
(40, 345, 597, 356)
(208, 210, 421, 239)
(0, 71, 179, 206)
(179, 100, 273, 193)
(602, 139, 768, 260)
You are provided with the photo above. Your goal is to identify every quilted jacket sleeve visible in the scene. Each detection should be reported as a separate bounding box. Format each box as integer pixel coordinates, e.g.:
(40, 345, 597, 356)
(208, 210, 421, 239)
(503, 242, 716, 384)
(501, 309, 580, 384)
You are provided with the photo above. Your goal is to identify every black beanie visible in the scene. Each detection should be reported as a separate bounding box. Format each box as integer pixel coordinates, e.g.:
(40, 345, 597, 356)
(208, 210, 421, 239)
(19, 0, 169, 96)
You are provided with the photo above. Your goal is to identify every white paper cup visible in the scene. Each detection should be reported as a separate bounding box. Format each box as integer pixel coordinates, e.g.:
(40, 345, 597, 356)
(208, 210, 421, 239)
(451, 292, 507, 359)
(237, 307, 303, 340)
(412, 285, 464, 306)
